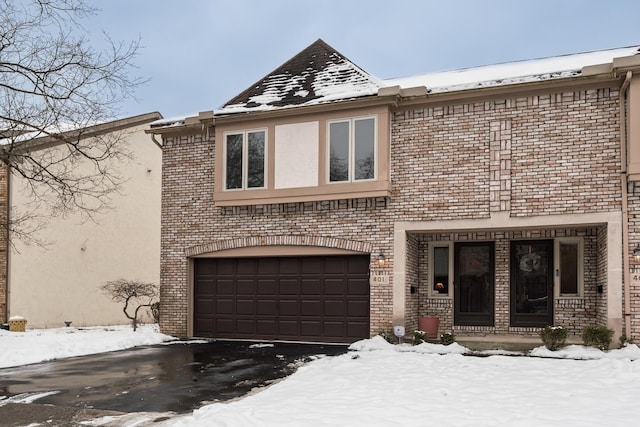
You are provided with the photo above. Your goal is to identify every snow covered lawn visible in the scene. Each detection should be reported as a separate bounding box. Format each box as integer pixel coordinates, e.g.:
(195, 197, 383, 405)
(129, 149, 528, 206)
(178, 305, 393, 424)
(0, 324, 174, 368)
(162, 337, 640, 426)
(2, 326, 640, 426)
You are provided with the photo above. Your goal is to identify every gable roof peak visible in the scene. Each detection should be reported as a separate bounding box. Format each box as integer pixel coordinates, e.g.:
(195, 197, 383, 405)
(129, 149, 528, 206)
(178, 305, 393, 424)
(218, 39, 381, 115)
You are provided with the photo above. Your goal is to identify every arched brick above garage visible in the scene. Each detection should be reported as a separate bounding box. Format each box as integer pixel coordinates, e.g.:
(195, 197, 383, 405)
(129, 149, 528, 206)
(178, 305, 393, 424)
(185, 235, 373, 258)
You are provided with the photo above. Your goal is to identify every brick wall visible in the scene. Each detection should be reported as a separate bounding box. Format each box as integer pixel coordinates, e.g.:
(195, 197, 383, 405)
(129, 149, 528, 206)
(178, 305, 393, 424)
(160, 132, 213, 336)
(390, 89, 621, 222)
(160, 130, 394, 337)
(160, 84, 630, 339)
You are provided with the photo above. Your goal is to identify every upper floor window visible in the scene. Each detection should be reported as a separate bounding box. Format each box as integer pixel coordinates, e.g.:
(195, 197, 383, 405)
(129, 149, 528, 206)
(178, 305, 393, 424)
(328, 117, 376, 183)
(224, 130, 266, 190)
(213, 107, 391, 206)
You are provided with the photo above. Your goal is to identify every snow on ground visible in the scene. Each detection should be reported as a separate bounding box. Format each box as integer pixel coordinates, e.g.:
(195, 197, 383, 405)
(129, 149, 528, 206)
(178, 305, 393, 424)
(0, 324, 174, 369)
(2, 327, 640, 426)
(157, 336, 640, 427)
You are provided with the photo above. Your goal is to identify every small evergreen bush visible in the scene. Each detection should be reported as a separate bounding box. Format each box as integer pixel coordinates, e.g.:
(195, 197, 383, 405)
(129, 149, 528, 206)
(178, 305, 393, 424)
(582, 325, 614, 351)
(440, 332, 455, 346)
(539, 326, 568, 351)
(413, 330, 427, 345)
(619, 335, 634, 347)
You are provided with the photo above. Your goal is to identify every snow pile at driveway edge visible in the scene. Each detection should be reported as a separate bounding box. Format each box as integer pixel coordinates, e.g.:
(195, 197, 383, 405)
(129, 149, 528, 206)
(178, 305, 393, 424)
(348, 335, 394, 351)
(0, 324, 175, 369)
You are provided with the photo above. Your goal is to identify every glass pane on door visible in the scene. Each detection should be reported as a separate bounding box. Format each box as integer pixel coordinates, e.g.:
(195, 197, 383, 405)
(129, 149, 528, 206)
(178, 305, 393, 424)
(454, 242, 494, 326)
(510, 240, 553, 327)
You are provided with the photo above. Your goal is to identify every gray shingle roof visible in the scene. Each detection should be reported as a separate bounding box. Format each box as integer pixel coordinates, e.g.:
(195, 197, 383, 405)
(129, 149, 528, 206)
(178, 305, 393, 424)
(218, 39, 381, 115)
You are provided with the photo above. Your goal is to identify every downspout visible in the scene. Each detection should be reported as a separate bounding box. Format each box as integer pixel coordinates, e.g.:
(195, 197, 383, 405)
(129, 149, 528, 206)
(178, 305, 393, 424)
(150, 133, 162, 149)
(620, 70, 632, 338)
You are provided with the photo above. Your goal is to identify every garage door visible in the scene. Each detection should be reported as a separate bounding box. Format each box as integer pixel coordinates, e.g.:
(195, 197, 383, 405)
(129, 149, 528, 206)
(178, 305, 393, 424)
(194, 255, 370, 344)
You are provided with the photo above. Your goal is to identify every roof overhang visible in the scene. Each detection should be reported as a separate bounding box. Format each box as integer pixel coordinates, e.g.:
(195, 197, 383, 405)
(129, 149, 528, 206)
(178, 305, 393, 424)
(6, 112, 163, 153)
(147, 48, 640, 137)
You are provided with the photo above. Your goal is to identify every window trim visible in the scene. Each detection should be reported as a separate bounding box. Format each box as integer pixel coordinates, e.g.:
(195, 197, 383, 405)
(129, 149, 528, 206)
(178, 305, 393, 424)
(326, 116, 377, 184)
(222, 128, 267, 191)
(428, 241, 453, 298)
(554, 237, 584, 298)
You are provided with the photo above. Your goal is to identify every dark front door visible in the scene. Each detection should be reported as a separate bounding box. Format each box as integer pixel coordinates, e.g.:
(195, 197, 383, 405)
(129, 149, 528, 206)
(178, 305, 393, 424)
(454, 242, 495, 326)
(510, 240, 554, 327)
(193, 255, 370, 344)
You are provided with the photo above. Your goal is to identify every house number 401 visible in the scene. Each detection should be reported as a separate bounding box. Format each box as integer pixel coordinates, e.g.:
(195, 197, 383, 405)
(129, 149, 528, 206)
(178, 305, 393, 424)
(370, 274, 389, 285)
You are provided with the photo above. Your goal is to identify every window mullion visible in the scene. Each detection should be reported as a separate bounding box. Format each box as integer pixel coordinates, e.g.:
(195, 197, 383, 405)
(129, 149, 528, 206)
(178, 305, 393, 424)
(242, 131, 248, 189)
(349, 119, 355, 182)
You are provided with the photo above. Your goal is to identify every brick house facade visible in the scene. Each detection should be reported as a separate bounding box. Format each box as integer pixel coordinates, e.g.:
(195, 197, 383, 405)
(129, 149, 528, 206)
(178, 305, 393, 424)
(150, 40, 640, 344)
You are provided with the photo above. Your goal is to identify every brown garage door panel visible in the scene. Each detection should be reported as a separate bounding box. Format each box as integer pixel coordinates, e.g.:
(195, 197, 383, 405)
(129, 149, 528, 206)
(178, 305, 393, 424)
(256, 320, 276, 335)
(257, 300, 277, 315)
(278, 320, 299, 336)
(194, 255, 370, 343)
(301, 279, 322, 295)
(279, 280, 298, 295)
(348, 279, 369, 294)
(324, 300, 345, 316)
(195, 318, 213, 332)
(197, 279, 215, 296)
(348, 322, 369, 337)
(217, 280, 235, 295)
(279, 300, 299, 315)
(301, 300, 321, 315)
(257, 279, 277, 294)
(236, 319, 256, 334)
(236, 299, 255, 315)
(348, 300, 369, 316)
(237, 280, 256, 295)
(215, 318, 234, 333)
(195, 298, 214, 315)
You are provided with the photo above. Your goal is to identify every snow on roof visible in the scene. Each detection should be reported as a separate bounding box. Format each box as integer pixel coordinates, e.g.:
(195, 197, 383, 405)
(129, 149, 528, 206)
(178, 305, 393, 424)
(216, 39, 382, 116)
(1, 113, 162, 146)
(149, 114, 190, 128)
(149, 43, 640, 129)
(383, 45, 640, 93)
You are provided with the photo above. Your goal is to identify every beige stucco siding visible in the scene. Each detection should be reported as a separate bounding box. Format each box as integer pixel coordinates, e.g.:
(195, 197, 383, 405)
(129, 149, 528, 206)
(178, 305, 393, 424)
(274, 121, 319, 189)
(7, 122, 161, 328)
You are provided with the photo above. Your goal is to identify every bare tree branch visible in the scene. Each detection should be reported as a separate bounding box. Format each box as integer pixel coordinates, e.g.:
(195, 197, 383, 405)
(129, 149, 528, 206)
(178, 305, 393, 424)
(0, 0, 145, 245)
(101, 279, 157, 331)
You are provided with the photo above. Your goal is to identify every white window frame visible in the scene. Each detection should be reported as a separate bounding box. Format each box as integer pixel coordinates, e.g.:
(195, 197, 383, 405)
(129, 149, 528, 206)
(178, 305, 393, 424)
(223, 128, 267, 191)
(327, 116, 377, 183)
(428, 241, 453, 298)
(554, 237, 584, 298)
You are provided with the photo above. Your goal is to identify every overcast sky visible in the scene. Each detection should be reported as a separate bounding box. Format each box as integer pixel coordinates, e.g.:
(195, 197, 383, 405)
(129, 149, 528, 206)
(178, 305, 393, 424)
(84, 0, 640, 119)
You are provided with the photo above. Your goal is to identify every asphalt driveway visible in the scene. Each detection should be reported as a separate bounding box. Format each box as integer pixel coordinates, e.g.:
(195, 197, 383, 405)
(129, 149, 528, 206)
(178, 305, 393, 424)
(0, 340, 348, 425)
